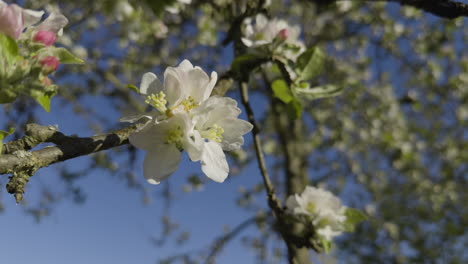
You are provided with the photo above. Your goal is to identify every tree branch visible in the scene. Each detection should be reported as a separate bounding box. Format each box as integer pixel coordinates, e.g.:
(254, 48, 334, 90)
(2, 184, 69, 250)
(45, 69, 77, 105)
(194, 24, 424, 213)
(312, 0, 468, 19)
(0, 124, 138, 175)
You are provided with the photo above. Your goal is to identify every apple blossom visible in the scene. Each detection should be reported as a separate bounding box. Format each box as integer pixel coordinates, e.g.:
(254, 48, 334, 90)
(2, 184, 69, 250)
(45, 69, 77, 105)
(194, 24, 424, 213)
(286, 186, 347, 241)
(241, 14, 305, 61)
(124, 60, 252, 184)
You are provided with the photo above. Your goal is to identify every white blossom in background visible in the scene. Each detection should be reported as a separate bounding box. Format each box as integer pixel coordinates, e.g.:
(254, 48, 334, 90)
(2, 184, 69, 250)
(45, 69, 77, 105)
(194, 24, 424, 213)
(114, 0, 134, 21)
(123, 60, 253, 184)
(241, 14, 305, 61)
(166, 0, 192, 14)
(286, 186, 347, 241)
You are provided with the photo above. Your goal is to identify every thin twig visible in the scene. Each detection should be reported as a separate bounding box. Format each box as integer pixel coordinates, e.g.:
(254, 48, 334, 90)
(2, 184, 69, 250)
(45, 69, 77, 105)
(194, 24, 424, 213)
(239, 81, 282, 214)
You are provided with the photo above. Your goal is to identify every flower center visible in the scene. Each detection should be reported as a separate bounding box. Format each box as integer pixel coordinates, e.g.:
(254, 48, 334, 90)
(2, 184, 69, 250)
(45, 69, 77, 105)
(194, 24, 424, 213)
(145, 91, 167, 113)
(180, 96, 198, 111)
(164, 126, 183, 150)
(201, 124, 224, 143)
(306, 202, 316, 215)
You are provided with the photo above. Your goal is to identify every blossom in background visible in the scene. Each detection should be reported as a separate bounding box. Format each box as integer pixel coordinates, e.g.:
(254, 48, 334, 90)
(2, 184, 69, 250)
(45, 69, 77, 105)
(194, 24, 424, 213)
(124, 60, 252, 184)
(241, 14, 304, 61)
(286, 186, 347, 241)
(166, 0, 192, 14)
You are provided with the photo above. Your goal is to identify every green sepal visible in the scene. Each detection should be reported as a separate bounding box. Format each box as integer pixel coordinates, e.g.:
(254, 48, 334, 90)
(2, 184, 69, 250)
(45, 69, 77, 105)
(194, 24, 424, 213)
(296, 47, 325, 81)
(0, 127, 15, 154)
(126, 84, 140, 93)
(30, 90, 57, 112)
(319, 237, 332, 254)
(272, 79, 293, 103)
(50, 47, 84, 64)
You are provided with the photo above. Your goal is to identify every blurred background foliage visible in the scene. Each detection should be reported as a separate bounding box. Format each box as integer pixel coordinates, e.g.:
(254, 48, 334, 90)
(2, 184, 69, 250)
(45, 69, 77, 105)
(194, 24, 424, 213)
(1, 0, 467, 263)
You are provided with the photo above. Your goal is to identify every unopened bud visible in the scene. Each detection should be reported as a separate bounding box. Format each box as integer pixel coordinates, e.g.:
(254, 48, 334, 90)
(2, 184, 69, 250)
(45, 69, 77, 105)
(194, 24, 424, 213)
(277, 28, 289, 41)
(39, 56, 59, 74)
(33, 30, 56, 46)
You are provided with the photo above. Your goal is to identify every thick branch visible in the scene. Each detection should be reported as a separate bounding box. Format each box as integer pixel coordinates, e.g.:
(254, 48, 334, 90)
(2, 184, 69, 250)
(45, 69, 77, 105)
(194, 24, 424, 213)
(312, 0, 468, 19)
(0, 124, 138, 175)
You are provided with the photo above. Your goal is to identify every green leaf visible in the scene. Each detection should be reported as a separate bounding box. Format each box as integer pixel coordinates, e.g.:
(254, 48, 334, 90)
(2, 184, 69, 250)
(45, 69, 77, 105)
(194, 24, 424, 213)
(126, 84, 140, 93)
(343, 208, 368, 232)
(0, 33, 19, 64)
(272, 79, 293, 103)
(231, 54, 265, 79)
(296, 47, 325, 81)
(51, 47, 84, 64)
(0, 89, 17, 104)
(30, 90, 56, 112)
(286, 98, 302, 120)
(0, 127, 15, 154)
(294, 84, 343, 100)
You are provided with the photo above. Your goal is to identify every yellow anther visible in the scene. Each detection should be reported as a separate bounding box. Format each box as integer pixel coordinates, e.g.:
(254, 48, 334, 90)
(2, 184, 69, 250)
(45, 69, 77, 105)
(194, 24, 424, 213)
(145, 91, 167, 113)
(180, 96, 198, 111)
(202, 124, 224, 143)
(164, 126, 183, 150)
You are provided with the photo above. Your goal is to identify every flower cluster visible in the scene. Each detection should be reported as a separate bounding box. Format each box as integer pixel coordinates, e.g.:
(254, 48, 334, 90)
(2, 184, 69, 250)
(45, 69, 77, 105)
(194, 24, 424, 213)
(286, 186, 347, 241)
(241, 14, 305, 62)
(0, 1, 81, 109)
(124, 60, 253, 184)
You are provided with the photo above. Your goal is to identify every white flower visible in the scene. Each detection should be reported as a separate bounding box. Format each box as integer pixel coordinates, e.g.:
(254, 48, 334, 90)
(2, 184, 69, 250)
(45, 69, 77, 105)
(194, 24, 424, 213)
(241, 14, 304, 61)
(121, 59, 217, 123)
(114, 0, 134, 21)
(129, 113, 203, 184)
(191, 96, 253, 181)
(286, 186, 347, 241)
(124, 60, 252, 185)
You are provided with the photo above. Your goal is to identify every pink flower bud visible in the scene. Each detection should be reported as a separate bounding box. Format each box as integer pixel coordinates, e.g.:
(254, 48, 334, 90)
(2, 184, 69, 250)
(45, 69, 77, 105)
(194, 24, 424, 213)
(277, 28, 289, 41)
(33, 30, 56, 46)
(39, 56, 59, 73)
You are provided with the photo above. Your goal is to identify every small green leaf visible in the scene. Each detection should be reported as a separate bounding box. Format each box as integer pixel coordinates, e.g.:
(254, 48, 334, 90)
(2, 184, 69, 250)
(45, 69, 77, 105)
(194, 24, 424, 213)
(0, 127, 15, 154)
(272, 79, 293, 103)
(295, 84, 343, 100)
(30, 90, 56, 112)
(51, 47, 84, 64)
(296, 47, 325, 81)
(0, 89, 17, 104)
(343, 208, 368, 232)
(126, 84, 140, 93)
(286, 98, 302, 120)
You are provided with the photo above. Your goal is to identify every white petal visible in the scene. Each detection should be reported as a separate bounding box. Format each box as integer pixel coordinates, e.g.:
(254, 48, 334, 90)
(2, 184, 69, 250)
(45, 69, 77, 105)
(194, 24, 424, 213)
(241, 37, 253, 47)
(143, 146, 181, 184)
(36, 12, 68, 34)
(163, 67, 184, 107)
(183, 130, 204, 161)
(129, 121, 166, 150)
(140, 72, 162, 95)
(119, 113, 152, 123)
(22, 8, 44, 28)
(218, 119, 253, 151)
(187, 67, 210, 103)
(177, 59, 194, 71)
(201, 141, 229, 182)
